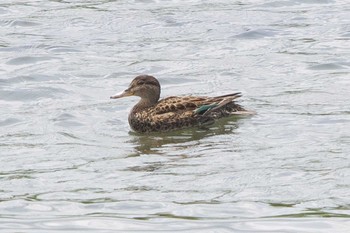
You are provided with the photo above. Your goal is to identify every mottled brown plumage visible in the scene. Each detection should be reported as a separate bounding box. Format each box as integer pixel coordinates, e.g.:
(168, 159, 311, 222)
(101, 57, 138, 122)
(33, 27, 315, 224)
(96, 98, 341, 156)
(110, 75, 253, 133)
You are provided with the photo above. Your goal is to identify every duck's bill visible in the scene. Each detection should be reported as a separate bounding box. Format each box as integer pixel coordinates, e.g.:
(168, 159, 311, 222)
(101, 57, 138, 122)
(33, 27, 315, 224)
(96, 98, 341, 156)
(110, 89, 133, 99)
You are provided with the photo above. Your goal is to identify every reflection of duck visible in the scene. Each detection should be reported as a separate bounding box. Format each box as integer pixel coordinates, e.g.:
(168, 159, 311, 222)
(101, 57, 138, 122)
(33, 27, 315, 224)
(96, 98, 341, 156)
(110, 75, 253, 133)
(128, 117, 242, 157)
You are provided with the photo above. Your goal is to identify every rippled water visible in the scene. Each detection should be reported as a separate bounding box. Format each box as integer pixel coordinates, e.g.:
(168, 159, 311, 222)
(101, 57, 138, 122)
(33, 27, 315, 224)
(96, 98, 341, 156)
(1, 0, 350, 232)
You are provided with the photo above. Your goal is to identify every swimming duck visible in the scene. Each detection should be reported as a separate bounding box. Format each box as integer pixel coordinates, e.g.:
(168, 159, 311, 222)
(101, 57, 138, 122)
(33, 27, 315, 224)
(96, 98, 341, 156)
(110, 75, 252, 133)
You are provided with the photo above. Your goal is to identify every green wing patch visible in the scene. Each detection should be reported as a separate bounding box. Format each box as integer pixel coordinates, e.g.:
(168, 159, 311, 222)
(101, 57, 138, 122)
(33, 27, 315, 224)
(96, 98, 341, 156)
(194, 103, 218, 115)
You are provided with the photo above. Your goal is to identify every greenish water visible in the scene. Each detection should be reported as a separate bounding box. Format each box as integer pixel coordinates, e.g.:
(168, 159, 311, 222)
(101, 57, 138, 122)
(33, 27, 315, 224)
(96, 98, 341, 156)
(1, 0, 350, 232)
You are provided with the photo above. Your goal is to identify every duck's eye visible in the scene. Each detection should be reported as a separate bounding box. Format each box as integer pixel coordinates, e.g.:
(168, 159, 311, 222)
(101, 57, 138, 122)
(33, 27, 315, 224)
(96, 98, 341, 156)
(138, 81, 145, 85)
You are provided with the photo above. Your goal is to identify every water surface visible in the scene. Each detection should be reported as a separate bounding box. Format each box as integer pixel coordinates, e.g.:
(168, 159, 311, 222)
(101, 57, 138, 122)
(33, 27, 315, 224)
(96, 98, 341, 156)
(1, 0, 350, 232)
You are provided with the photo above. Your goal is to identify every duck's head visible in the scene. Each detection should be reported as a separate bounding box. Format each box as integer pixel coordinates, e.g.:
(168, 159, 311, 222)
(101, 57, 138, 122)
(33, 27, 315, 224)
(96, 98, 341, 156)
(110, 75, 161, 104)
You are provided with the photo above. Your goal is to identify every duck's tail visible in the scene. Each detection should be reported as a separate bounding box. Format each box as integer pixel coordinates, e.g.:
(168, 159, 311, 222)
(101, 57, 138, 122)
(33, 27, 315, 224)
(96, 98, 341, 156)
(205, 92, 256, 116)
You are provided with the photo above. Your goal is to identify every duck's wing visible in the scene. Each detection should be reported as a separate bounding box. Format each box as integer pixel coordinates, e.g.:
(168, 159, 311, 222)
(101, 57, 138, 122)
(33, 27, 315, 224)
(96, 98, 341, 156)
(152, 96, 207, 115)
(152, 93, 242, 116)
(139, 93, 247, 131)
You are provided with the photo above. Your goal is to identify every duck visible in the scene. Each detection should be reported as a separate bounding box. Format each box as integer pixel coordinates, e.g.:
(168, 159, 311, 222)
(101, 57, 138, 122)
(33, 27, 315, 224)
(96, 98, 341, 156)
(110, 75, 253, 133)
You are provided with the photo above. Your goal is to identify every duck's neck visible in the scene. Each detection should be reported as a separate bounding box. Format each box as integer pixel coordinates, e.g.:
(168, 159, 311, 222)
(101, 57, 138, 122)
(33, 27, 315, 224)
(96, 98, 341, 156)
(131, 98, 158, 114)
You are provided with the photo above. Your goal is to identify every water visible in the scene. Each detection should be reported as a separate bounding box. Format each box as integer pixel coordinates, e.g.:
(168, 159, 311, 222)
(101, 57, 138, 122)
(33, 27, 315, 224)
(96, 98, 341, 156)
(1, 0, 350, 232)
